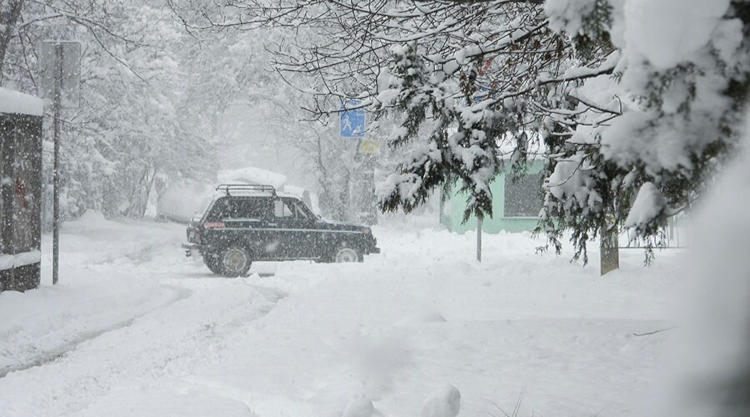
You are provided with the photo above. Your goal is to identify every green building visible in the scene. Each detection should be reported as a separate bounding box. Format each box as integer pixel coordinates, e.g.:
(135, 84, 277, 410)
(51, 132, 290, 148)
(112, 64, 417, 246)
(440, 160, 545, 234)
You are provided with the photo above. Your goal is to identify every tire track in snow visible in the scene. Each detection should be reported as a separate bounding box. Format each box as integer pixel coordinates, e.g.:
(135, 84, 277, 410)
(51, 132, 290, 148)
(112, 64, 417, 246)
(0, 284, 192, 379)
(0, 280, 286, 417)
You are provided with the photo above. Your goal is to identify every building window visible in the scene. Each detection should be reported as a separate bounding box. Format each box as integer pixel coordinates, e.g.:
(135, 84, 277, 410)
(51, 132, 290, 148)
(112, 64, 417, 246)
(504, 173, 543, 218)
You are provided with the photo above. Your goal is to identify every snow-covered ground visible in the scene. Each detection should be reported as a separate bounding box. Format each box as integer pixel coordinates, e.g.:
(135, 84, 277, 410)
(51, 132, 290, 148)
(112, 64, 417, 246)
(0, 212, 683, 417)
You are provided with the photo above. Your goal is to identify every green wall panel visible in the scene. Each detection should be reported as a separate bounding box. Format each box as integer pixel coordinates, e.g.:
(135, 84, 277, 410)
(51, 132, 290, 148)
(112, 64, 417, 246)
(440, 160, 544, 234)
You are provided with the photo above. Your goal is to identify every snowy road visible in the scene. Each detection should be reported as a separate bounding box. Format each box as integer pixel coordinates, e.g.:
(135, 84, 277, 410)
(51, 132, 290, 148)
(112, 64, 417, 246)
(0, 283, 192, 378)
(0, 213, 682, 417)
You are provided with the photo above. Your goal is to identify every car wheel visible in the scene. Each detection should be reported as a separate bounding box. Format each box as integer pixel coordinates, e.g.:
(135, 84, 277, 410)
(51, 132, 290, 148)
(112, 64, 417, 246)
(220, 246, 252, 277)
(203, 252, 223, 275)
(334, 246, 362, 263)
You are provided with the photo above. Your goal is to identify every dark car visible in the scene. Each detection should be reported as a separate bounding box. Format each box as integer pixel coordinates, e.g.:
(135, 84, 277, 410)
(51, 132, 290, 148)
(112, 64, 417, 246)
(182, 184, 380, 276)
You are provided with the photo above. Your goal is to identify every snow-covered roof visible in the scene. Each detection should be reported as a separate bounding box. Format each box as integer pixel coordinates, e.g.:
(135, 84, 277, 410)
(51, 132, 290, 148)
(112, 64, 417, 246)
(217, 167, 287, 189)
(0, 250, 41, 271)
(0, 88, 44, 116)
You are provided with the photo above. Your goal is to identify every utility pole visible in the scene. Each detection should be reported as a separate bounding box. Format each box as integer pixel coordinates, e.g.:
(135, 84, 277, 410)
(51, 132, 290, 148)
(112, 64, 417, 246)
(52, 44, 62, 285)
(39, 39, 80, 285)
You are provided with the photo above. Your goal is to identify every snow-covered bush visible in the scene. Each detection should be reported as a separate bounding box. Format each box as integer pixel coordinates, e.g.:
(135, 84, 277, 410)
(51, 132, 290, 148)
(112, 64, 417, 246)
(1, 2, 218, 222)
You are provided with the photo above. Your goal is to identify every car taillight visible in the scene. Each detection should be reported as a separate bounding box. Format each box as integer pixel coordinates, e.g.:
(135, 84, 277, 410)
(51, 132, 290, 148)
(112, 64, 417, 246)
(204, 221, 225, 229)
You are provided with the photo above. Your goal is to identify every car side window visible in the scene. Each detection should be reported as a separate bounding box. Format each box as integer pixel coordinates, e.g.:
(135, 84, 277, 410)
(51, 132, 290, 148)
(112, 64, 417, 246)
(207, 198, 270, 221)
(236, 198, 267, 220)
(290, 200, 310, 220)
(206, 198, 236, 221)
(274, 199, 294, 218)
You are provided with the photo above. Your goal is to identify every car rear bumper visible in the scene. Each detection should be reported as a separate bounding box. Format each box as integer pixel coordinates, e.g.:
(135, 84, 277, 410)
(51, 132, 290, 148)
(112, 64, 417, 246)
(369, 247, 381, 254)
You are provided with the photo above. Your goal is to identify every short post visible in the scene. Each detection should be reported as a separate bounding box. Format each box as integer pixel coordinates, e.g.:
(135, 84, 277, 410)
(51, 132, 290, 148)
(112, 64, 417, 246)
(476, 215, 483, 262)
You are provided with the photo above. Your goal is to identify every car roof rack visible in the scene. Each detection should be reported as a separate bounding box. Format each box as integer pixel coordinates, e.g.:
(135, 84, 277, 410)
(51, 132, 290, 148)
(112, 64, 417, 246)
(215, 184, 276, 197)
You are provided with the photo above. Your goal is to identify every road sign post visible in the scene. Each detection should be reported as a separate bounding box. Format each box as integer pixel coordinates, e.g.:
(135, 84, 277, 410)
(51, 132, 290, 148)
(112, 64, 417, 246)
(52, 45, 62, 286)
(341, 99, 378, 224)
(38, 40, 80, 285)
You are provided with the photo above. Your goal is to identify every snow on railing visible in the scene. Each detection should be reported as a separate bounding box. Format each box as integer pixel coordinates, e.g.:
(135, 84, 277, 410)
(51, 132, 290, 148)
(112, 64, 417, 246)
(0, 250, 42, 271)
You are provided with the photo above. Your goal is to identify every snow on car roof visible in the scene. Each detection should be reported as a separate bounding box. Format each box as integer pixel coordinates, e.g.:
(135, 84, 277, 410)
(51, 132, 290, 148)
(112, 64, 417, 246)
(217, 167, 287, 189)
(275, 192, 302, 199)
(209, 189, 300, 200)
(0, 88, 44, 116)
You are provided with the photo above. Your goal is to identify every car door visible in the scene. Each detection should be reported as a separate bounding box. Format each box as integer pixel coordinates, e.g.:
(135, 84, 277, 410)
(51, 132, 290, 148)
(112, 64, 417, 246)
(273, 197, 317, 259)
(214, 197, 274, 259)
(237, 197, 277, 259)
(290, 198, 328, 259)
(288, 198, 320, 258)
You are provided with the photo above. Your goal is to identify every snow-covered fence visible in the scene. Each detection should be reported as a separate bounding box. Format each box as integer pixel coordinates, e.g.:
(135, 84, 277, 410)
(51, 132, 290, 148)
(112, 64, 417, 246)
(620, 216, 689, 249)
(0, 88, 44, 292)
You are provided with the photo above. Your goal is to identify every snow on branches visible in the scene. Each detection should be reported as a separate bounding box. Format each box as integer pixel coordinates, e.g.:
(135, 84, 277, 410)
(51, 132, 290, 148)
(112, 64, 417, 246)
(538, 0, 750, 261)
(174, 0, 750, 263)
(363, 1, 572, 221)
(376, 42, 503, 221)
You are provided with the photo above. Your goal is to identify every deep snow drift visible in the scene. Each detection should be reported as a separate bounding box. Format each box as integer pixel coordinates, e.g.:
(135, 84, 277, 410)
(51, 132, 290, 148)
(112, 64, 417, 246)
(0, 212, 683, 417)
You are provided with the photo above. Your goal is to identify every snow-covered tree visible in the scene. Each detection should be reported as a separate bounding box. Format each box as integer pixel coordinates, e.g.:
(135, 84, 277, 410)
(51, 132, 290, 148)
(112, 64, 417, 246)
(1, 1, 219, 220)
(183, 1, 610, 250)
(538, 0, 750, 262)
(168, 1, 386, 222)
(169, 0, 750, 266)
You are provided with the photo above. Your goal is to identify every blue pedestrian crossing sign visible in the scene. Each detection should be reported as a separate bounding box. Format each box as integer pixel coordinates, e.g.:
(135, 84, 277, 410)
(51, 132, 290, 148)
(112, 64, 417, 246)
(340, 100, 366, 138)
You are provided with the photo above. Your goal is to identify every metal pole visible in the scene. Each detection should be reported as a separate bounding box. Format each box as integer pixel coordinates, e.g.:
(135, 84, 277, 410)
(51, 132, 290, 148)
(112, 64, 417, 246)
(52, 43, 62, 285)
(476, 215, 482, 262)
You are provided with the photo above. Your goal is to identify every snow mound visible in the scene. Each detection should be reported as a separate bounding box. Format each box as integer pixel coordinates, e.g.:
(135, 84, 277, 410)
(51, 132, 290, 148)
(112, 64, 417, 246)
(66, 210, 116, 231)
(421, 385, 461, 417)
(342, 397, 384, 417)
